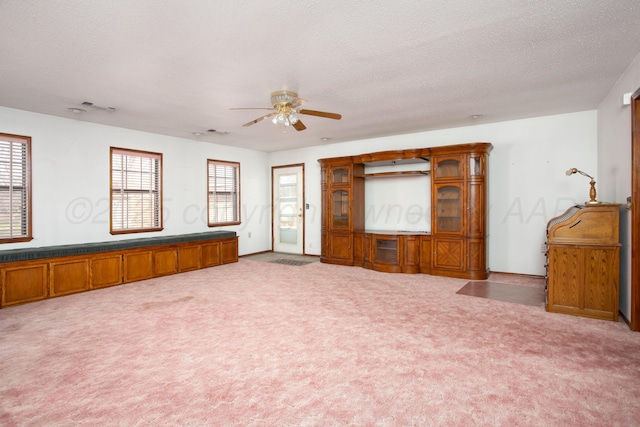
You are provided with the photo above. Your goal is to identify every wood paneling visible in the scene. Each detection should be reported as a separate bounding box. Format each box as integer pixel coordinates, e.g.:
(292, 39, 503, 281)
(419, 235, 432, 273)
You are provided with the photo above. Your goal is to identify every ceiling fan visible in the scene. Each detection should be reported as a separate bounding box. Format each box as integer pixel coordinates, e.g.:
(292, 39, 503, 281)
(231, 91, 341, 131)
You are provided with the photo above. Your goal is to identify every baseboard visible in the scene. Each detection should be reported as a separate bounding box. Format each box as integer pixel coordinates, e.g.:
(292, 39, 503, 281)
(489, 271, 545, 280)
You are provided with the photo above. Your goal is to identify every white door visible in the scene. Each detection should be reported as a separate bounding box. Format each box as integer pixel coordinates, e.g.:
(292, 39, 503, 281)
(273, 165, 304, 254)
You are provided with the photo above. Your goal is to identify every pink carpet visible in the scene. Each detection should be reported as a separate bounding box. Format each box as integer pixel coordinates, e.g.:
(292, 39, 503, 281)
(1, 259, 639, 425)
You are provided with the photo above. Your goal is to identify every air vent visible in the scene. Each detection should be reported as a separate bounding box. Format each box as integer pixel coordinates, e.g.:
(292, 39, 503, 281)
(82, 101, 116, 112)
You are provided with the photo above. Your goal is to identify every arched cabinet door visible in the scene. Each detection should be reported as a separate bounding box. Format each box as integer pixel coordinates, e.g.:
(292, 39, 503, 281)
(433, 155, 464, 180)
(331, 167, 350, 185)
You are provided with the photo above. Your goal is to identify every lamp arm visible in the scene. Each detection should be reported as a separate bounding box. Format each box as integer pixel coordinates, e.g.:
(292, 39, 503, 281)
(566, 167, 594, 181)
(576, 169, 594, 181)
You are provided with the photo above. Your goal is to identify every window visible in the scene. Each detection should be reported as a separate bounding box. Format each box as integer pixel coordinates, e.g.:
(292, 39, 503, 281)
(111, 147, 162, 234)
(208, 159, 240, 226)
(0, 133, 32, 243)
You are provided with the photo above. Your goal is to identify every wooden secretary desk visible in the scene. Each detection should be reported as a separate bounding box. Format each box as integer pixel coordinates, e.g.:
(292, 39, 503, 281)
(318, 142, 492, 280)
(545, 204, 621, 321)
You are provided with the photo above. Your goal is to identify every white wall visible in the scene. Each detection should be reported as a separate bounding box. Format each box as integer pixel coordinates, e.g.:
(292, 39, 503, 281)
(0, 107, 271, 256)
(270, 110, 598, 275)
(0, 105, 600, 276)
(597, 51, 640, 319)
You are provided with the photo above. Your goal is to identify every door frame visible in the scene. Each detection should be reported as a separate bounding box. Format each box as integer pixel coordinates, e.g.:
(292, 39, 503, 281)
(631, 88, 640, 331)
(271, 163, 305, 254)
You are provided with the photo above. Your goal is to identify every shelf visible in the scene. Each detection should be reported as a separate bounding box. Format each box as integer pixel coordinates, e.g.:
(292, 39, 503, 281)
(364, 170, 430, 178)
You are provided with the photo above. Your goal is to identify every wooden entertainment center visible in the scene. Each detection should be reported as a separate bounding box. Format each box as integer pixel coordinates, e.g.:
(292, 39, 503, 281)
(319, 142, 492, 280)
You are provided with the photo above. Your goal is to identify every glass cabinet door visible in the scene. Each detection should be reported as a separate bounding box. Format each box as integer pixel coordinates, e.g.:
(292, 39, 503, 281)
(375, 238, 398, 263)
(332, 167, 350, 185)
(435, 184, 461, 233)
(434, 155, 464, 180)
(331, 189, 350, 229)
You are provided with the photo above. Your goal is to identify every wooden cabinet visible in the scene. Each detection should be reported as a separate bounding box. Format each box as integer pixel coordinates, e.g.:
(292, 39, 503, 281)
(363, 232, 425, 274)
(430, 145, 490, 279)
(545, 204, 621, 321)
(318, 143, 491, 279)
(0, 235, 238, 308)
(318, 161, 364, 266)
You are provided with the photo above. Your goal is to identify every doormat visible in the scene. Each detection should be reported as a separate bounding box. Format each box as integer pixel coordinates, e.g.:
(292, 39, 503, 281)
(456, 281, 545, 307)
(269, 259, 314, 267)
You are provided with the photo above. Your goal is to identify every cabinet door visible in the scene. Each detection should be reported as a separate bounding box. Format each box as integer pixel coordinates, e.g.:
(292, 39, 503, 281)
(433, 154, 465, 181)
(50, 259, 90, 296)
(331, 166, 351, 186)
(329, 232, 353, 261)
(375, 237, 398, 264)
(154, 248, 178, 276)
(91, 254, 123, 289)
(1, 263, 48, 306)
(583, 247, 619, 317)
(178, 245, 201, 272)
(432, 237, 465, 271)
(202, 242, 221, 267)
(124, 251, 154, 282)
(330, 189, 350, 230)
(434, 183, 463, 234)
(221, 238, 238, 264)
(548, 245, 581, 310)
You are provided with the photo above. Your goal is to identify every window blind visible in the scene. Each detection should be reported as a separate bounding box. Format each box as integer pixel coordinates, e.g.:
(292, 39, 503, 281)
(208, 160, 240, 225)
(111, 148, 162, 232)
(0, 134, 31, 241)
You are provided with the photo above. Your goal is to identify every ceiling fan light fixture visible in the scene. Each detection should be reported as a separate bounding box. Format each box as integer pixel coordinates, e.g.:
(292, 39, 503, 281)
(233, 90, 340, 132)
(270, 90, 297, 106)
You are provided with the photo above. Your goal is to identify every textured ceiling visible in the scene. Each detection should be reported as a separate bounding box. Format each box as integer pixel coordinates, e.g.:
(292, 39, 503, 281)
(1, 1, 640, 152)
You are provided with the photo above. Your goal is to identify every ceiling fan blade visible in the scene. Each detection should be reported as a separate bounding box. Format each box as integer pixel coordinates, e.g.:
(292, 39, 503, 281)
(299, 109, 342, 120)
(230, 107, 275, 111)
(288, 97, 307, 109)
(243, 112, 276, 127)
(293, 120, 306, 131)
